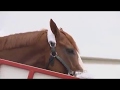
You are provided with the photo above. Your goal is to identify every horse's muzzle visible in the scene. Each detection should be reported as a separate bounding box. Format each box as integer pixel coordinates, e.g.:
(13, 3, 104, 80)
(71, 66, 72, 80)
(74, 71, 94, 79)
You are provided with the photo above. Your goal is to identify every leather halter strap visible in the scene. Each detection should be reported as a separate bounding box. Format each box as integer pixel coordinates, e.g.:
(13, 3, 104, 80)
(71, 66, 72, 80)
(46, 41, 74, 75)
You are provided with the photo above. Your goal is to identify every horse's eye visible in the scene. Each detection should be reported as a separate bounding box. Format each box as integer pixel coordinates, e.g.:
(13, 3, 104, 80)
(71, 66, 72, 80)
(66, 48, 75, 54)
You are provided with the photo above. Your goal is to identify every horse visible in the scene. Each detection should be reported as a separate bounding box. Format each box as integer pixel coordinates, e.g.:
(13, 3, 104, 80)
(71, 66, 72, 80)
(0, 19, 93, 79)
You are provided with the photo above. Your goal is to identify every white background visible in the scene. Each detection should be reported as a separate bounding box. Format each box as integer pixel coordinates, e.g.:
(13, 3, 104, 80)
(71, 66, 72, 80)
(0, 11, 120, 59)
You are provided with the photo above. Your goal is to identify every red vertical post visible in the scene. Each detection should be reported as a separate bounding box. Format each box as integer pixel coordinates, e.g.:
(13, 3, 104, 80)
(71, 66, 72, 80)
(27, 70, 35, 79)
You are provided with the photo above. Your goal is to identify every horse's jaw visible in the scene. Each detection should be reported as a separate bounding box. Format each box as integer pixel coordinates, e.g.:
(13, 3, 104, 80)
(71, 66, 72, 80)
(74, 71, 94, 79)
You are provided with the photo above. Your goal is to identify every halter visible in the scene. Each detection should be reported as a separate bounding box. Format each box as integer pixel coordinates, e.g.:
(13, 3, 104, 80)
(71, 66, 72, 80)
(46, 41, 74, 75)
(46, 30, 74, 75)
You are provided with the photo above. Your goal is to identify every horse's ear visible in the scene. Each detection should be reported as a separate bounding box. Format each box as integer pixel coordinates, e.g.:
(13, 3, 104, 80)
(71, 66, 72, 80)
(50, 19, 60, 39)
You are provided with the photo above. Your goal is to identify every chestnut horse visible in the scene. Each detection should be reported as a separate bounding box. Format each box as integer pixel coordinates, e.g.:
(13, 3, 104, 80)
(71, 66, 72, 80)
(0, 19, 92, 79)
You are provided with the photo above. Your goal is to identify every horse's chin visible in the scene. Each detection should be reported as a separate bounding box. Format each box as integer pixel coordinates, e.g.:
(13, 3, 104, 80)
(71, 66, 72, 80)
(75, 71, 94, 79)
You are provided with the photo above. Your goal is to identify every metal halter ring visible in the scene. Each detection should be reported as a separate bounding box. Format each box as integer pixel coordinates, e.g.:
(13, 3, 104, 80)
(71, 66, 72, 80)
(50, 52, 57, 57)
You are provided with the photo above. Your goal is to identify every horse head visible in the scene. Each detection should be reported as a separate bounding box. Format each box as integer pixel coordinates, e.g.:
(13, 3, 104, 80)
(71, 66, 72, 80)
(45, 19, 93, 79)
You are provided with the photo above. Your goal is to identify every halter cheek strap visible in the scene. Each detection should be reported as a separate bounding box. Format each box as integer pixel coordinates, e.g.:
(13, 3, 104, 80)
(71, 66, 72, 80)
(45, 41, 74, 75)
(46, 30, 74, 75)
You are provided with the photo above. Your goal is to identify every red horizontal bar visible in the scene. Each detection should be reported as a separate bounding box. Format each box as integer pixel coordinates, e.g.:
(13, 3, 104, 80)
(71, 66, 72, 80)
(0, 59, 78, 79)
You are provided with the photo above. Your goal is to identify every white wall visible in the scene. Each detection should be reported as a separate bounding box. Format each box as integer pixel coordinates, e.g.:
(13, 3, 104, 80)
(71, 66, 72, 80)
(0, 11, 120, 59)
(82, 57, 120, 79)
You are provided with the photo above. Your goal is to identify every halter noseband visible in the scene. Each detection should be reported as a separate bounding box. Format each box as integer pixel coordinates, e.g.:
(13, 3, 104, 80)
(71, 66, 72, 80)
(46, 41, 74, 75)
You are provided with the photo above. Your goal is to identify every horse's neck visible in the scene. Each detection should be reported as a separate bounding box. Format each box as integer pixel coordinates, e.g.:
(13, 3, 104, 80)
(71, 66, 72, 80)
(0, 44, 47, 68)
(0, 30, 49, 68)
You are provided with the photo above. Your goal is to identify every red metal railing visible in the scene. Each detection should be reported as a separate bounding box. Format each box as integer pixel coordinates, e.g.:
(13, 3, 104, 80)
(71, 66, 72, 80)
(0, 59, 78, 79)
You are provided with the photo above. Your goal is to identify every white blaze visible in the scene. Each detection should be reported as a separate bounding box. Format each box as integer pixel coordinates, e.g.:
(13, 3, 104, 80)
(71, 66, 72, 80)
(77, 52, 94, 79)
(77, 52, 86, 70)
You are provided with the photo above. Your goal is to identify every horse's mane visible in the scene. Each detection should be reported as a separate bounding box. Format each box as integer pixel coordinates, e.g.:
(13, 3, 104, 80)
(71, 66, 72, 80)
(0, 29, 47, 51)
(0, 28, 79, 53)
(60, 29, 79, 53)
